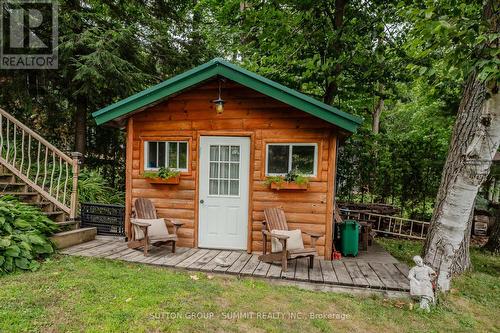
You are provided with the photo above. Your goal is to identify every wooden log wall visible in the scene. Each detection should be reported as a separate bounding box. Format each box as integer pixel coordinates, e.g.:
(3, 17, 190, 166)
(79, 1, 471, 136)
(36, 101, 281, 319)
(126, 79, 339, 257)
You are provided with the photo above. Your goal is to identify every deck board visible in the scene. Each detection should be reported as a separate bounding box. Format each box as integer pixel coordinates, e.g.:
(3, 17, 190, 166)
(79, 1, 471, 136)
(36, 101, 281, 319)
(309, 259, 323, 283)
(60, 240, 410, 292)
(266, 263, 282, 278)
(164, 249, 198, 266)
(214, 252, 243, 273)
(281, 260, 296, 279)
(253, 260, 271, 277)
(383, 263, 410, 289)
(294, 258, 309, 281)
(332, 261, 353, 285)
(188, 250, 221, 270)
(356, 261, 384, 288)
(176, 249, 209, 268)
(61, 240, 106, 254)
(344, 262, 370, 287)
(319, 260, 337, 283)
(200, 251, 231, 272)
(395, 263, 410, 278)
(369, 262, 401, 290)
(240, 255, 261, 275)
(226, 253, 250, 273)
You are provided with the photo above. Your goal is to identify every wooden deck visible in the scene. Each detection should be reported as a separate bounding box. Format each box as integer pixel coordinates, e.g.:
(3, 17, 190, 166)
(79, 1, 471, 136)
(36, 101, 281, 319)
(60, 238, 410, 292)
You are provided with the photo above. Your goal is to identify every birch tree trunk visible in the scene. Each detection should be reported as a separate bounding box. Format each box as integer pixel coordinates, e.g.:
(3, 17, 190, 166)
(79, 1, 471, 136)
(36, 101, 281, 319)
(423, 74, 500, 291)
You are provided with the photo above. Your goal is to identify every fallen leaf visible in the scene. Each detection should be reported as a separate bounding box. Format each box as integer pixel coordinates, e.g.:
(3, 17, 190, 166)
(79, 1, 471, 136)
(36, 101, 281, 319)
(207, 275, 214, 280)
(190, 275, 199, 280)
(125, 298, 132, 302)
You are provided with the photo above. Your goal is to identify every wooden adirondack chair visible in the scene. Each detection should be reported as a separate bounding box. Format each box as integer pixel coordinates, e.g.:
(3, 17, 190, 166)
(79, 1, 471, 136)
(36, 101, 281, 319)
(127, 198, 184, 255)
(258, 207, 324, 272)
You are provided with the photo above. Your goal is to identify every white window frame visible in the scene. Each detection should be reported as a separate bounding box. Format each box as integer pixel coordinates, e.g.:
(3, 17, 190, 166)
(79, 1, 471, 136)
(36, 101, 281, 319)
(144, 141, 189, 171)
(265, 143, 318, 177)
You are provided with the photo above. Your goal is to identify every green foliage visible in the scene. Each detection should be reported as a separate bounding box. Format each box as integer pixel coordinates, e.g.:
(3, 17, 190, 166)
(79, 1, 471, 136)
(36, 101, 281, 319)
(337, 80, 454, 219)
(264, 169, 310, 187)
(264, 175, 285, 186)
(0, 197, 57, 274)
(142, 167, 180, 180)
(78, 168, 124, 204)
(403, 0, 498, 83)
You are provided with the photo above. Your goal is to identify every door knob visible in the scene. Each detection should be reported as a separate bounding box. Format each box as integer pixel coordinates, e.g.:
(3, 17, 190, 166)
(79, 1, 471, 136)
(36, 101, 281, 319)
(200, 199, 204, 204)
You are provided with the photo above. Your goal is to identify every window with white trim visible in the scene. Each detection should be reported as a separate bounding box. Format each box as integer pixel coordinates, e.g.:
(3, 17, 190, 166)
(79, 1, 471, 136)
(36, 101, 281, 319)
(144, 141, 188, 171)
(266, 143, 317, 176)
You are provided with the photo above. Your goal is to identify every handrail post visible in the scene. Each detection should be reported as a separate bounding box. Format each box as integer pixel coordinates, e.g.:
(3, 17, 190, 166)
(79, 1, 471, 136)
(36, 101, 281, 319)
(69, 152, 82, 219)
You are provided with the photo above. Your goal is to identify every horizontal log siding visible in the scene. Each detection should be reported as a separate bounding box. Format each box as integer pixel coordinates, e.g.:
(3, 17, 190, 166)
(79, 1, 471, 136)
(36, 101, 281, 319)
(129, 80, 337, 256)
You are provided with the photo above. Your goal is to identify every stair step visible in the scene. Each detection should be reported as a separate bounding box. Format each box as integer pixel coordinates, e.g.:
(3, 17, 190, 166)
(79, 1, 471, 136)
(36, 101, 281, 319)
(29, 201, 52, 207)
(55, 220, 79, 227)
(50, 227, 97, 249)
(43, 211, 65, 216)
(0, 182, 27, 191)
(1, 191, 38, 196)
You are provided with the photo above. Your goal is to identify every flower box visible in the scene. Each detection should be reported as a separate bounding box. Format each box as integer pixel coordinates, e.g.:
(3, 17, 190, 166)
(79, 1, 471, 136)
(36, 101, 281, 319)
(270, 182, 309, 191)
(145, 174, 180, 185)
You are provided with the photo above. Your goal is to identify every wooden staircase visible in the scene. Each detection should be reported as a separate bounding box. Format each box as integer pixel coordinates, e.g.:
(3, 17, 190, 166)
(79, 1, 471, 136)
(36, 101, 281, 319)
(0, 108, 96, 248)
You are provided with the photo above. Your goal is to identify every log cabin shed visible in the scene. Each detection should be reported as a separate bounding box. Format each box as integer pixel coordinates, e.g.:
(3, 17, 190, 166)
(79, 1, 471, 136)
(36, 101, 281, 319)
(92, 58, 362, 258)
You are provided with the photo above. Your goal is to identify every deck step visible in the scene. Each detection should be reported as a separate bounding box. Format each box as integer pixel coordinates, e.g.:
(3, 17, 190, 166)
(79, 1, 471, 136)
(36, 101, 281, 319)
(55, 220, 79, 227)
(0, 182, 25, 186)
(50, 227, 97, 249)
(1, 191, 38, 196)
(0, 182, 28, 191)
(43, 211, 65, 216)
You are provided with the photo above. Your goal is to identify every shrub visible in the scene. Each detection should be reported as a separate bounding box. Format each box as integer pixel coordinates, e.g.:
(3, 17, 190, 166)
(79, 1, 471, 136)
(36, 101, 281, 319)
(78, 168, 125, 204)
(142, 167, 180, 180)
(0, 196, 58, 274)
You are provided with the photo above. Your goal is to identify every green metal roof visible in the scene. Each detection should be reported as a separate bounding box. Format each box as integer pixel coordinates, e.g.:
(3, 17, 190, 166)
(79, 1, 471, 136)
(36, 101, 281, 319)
(92, 58, 363, 132)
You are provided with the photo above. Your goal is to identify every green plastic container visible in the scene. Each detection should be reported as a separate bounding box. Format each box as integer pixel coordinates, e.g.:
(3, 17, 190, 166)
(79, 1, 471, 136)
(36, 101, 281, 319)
(340, 220, 359, 256)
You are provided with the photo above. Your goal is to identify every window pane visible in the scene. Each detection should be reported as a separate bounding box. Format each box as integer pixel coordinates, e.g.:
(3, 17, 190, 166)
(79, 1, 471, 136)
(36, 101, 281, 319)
(210, 145, 219, 161)
(220, 180, 229, 195)
(147, 142, 158, 168)
(220, 145, 230, 161)
(209, 179, 218, 195)
(158, 142, 166, 167)
(230, 146, 240, 162)
(230, 163, 239, 179)
(209, 162, 219, 178)
(220, 162, 229, 179)
(230, 180, 239, 196)
(178, 142, 188, 169)
(267, 145, 289, 174)
(168, 142, 178, 168)
(291, 145, 315, 175)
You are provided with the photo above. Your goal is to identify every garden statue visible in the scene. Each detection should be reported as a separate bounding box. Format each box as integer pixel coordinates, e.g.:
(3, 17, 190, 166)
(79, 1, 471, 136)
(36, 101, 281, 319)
(408, 255, 436, 312)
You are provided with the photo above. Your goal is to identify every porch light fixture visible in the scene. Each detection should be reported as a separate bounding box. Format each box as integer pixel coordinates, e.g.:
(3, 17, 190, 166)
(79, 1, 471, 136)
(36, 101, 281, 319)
(213, 78, 225, 115)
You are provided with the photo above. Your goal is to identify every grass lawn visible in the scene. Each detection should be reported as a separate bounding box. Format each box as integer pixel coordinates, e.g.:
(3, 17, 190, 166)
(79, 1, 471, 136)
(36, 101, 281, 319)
(0, 240, 498, 333)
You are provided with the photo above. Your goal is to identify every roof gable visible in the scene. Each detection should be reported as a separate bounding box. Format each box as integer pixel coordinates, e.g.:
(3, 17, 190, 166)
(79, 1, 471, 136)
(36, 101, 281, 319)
(92, 58, 363, 132)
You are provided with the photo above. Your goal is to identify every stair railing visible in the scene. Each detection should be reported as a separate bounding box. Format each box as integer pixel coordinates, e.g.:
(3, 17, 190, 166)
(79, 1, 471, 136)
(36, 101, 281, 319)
(0, 108, 80, 218)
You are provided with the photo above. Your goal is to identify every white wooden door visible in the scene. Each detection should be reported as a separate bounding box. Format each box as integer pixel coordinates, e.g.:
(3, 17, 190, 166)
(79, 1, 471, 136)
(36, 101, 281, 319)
(198, 136, 250, 249)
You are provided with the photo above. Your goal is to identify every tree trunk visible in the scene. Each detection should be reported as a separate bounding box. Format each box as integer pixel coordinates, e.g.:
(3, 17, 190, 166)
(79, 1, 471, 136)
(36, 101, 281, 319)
(74, 97, 87, 155)
(372, 97, 384, 134)
(323, 0, 346, 105)
(423, 72, 500, 292)
(372, 84, 384, 134)
(484, 203, 500, 253)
